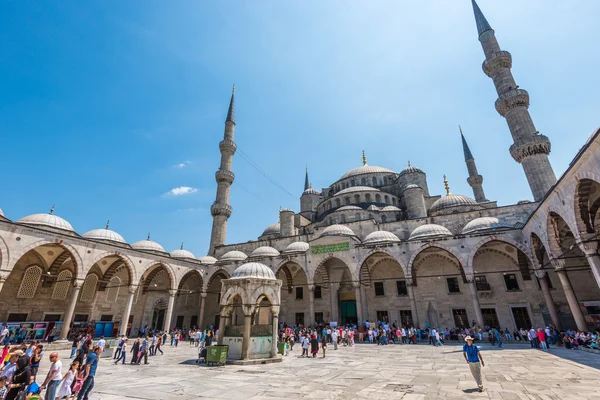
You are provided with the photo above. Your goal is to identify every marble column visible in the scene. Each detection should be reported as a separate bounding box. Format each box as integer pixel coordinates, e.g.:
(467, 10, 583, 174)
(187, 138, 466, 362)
(119, 286, 136, 337)
(163, 290, 176, 334)
(198, 292, 207, 330)
(583, 251, 600, 290)
(538, 273, 561, 330)
(271, 306, 280, 358)
(407, 283, 419, 328)
(353, 282, 363, 325)
(60, 282, 81, 340)
(329, 283, 339, 323)
(242, 314, 252, 360)
(361, 285, 369, 322)
(554, 260, 587, 331)
(0, 275, 7, 296)
(308, 285, 315, 327)
(217, 314, 227, 345)
(467, 280, 484, 328)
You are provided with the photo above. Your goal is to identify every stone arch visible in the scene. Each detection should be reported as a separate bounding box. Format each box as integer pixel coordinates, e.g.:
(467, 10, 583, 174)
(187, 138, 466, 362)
(274, 263, 294, 293)
(546, 211, 578, 259)
(87, 252, 136, 290)
(0, 235, 9, 272)
(468, 236, 534, 279)
(358, 250, 406, 286)
(251, 285, 280, 306)
(220, 286, 250, 307)
(573, 174, 600, 236)
(8, 239, 83, 279)
(177, 269, 204, 293)
(205, 268, 231, 292)
(409, 245, 466, 286)
(140, 263, 176, 293)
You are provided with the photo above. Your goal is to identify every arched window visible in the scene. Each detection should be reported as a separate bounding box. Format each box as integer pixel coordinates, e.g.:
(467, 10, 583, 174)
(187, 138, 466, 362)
(365, 194, 372, 203)
(17, 265, 42, 299)
(350, 180, 355, 186)
(106, 276, 121, 302)
(384, 195, 390, 204)
(340, 214, 346, 223)
(382, 215, 387, 223)
(392, 197, 397, 206)
(344, 197, 350, 205)
(375, 194, 381, 203)
(51, 269, 72, 300)
(355, 213, 360, 221)
(80, 274, 99, 302)
(354, 194, 360, 203)
(335, 198, 341, 207)
(372, 176, 377, 186)
(383, 176, 388, 185)
(361, 177, 366, 185)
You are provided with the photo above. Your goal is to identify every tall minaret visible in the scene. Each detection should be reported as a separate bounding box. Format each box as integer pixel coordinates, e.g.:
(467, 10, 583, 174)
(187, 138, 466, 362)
(471, 0, 556, 201)
(460, 126, 487, 203)
(208, 87, 236, 255)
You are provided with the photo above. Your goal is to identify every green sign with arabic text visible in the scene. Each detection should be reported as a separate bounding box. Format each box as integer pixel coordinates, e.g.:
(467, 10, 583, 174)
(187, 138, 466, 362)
(311, 242, 350, 255)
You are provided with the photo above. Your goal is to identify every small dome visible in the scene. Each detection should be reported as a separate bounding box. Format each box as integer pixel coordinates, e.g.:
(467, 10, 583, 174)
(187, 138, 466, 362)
(320, 224, 355, 238)
(462, 217, 511, 234)
(132, 238, 165, 252)
(281, 208, 293, 212)
(339, 165, 395, 181)
(231, 262, 276, 280)
(17, 212, 74, 232)
(409, 224, 453, 240)
(405, 184, 421, 190)
(83, 228, 126, 244)
(250, 246, 280, 258)
(367, 205, 379, 211)
(220, 250, 248, 262)
(262, 222, 280, 236)
(336, 205, 362, 211)
(363, 231, 401, 244)
(381, 205, 401, 212)
(430, 194, 479, 214)
(170, 248, 195, 259)
(336, 186, 380, 196)
(0, 208, 4, 217)
(399, 164, 423, 176)
(302, 187, 321, 196)
(517, 199, 532, 205)
(198, 256, 218, 265)
(284, 241, 310, 253)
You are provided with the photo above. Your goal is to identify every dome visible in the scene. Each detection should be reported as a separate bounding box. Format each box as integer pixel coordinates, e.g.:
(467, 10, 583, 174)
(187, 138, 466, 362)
(517, 199, 532, 204)
(409, 224, 453, 240)
(302, 187, 321, 196)
(220, 250, 248, 262)
(405, 184, 421, 190)
(132, 237, 165, 252)
(17, 212, 74, 232)
(430, 194, 479, 214)
(170, 247, 196, 259)
(0, 208, 3, 217)
(339, 165, 395, 180)
(399, 164, 424, 176)
(198, 256, 218, 265)
(83, 228, 126, 244)
(262, 222, 280, 236)
(232, 262, 276, 280)
(367, 205, 379, 211)
(336, 186, 380, 196)
(284, 241, 310, 253)
(250, 246, 280, 258)
(363, 231, 401, 244)
(462, 217, 511, 234)
(381, 205, 401, 212)
(320, 224, 355, 238)
(336, 205, 362, 211)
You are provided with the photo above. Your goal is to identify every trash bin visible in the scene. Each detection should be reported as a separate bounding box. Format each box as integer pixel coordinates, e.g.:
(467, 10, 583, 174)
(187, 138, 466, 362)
(206, 345, 229, 366)
(277, 341, 285, 355)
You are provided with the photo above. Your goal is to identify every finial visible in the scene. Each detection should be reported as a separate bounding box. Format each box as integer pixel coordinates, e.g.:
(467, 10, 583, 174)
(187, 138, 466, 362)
(232, 84, 235, 94)
(180, 242, 184, 250)
(147, 232, 151, 240)
(49, 205, 55, 215)
(309, 183, 313, 189)
(362, 150, 367, 166)
(459, 125, 463, 135)
(408, 161, 411, 167)
(105, 220, 110, 229)
(279, 206, 282, 212)
(443, 175, 451, 196)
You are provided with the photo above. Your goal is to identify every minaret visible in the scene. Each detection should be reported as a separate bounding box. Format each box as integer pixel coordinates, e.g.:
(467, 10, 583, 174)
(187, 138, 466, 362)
(304, 166, 310, 192)
(208, 87, 236, 255)
(460, 126, 487, 202)
(471, 0, 556, 201)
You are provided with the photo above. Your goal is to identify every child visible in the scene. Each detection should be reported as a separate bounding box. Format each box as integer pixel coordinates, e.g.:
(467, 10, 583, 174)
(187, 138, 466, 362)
(57, 361, 78, 399)
(71, 366, 86, 398)
(26, 375, 41, 400)
(0, 376, 7, 399)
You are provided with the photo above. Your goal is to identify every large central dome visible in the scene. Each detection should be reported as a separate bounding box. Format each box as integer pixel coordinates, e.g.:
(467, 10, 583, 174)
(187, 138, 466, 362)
(339, 165, 395, 181)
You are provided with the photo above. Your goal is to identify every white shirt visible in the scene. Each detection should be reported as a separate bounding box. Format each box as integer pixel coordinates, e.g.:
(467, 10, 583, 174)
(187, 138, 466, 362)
(331, 331, 338, 341)
(97, 339, 106, 350)
(48, 359, 63, 381)
(0, 328, 8, 338)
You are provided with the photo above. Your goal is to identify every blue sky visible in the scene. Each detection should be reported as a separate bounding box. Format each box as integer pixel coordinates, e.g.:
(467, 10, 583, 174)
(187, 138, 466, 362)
(1, 1, 599, 256)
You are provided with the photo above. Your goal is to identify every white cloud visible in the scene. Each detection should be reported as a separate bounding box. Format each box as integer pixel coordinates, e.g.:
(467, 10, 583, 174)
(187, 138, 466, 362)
(175, 163, 186, 168)
(164, 186, 198, 196)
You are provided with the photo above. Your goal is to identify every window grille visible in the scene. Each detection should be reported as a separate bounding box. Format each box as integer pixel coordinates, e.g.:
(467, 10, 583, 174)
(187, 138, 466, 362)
(17, 266, 42, 299)
(80, 274, 98, 302)
(51, 270, 72, 300)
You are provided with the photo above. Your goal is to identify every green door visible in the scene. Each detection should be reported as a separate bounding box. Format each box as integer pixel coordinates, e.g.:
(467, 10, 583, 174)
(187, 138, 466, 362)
(341, 300, 357, 324)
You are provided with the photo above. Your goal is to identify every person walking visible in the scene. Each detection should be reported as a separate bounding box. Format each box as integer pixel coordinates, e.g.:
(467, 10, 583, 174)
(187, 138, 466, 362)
(113, 335, 125, 360)
(301, 334, 309, 357)
(155, 334, 163, 355)
(130, 338, 140, 365)
(463, 336, 485, 392)
(56, 361, 78, 399)
(331, 329, 338, 350)
(320, 335, 327, 358)
(77, 346, 100, 400)
(138, 337, 149, 365)
(310, 335, 319, 358)
(40, 352, 62, 400)
(114, 339, 128, 364)
(70, 335, 81, 359)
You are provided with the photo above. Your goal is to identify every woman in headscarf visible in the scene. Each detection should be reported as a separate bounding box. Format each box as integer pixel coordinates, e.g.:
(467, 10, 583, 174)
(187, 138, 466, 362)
(310, 334, 319, 358)
(130, 338, 140, 364)
(5, 353, 31, 400)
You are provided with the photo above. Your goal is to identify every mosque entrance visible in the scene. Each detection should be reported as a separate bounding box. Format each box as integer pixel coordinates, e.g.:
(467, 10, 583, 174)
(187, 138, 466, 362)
(340, 300, 357, 324)
(151, 309, 165, 331)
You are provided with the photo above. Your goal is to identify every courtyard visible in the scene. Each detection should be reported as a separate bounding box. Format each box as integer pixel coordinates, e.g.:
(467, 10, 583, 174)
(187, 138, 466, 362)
(35, 342, 600, 400)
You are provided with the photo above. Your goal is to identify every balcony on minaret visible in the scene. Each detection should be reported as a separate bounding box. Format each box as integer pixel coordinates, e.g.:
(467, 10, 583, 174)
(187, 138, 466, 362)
(494, 88, 530, 116)
(210, 202, 233, 218)
(215, 169, 235, 185)
(219, 139, 237, 155)
(509, 134, 552, 163)
(482, 50, 512, 77)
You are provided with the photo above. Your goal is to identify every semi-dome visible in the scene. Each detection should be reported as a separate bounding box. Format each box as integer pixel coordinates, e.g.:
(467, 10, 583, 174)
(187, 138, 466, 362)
(170, 245, 195, 259)
(336, 186, 380, 196)
(320, 224, 355, 238)
(367, 205, 379, 211)
(399, 164, 424, 176)
(83, 227, 126, 244)
(132, 236, 166, 252)
(250, 246, 280, 258)
(220, 250, 248, 262)
(231, 262, 276, 280)
(284, 241, 310, 253)
(336, 205, 362, 211)
(409, 224, 453, 240)
(462, 217, 511, 234)
(380, 205, 401, 212)
(17, 210, 74, 232)
(339, 165, 395, 180)
(261, 222, 280, 236)
(198, 256, 218, 265)
(363, 230, 401, 244)
(430, 194, 479, 214)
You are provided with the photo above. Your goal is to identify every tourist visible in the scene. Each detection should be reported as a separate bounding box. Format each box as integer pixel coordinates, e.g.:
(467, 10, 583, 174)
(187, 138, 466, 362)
(73, 350, 84, 371)
(528, 328, 538, 348)
(155, 334, 164, 355)
(463, 336, 485, 392)
(30, 347, 41, 378)
(114, 339, 128, 364)
(26, 375, 41, 399)
(149, 334, 157, 356)
(96, 336, 106, 354)
(320, 334, 327, 358)
(5, 352, 31, 400)
(56, 361, 78, 399)
(138, 337, 149, 365)
(0, 376, 7, 399)
(77, 345, 100, 400)
(493, 328, 502, 348)
(537, 328, 547, 349)
(40, 352, 62, 400)
(301, 334, 309, 357)
(113, 335, 125, 360)
(331, 328, 338, 350)
(310, 335, 319, 358)
(130, 338, 140, 364)
(0, 325, 8, 345)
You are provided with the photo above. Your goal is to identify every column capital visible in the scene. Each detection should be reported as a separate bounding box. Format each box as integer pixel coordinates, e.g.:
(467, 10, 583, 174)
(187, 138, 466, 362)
(242, 304, 255, 317)
(200, 291, 208, 298)
(550, 258, 566, 271)
(220, 305, 234, 317)
(352, 282, 361, 289)
(168, 289, 178, 297)
(308, 284, 315, 291)
(577, 241, 599, 257)
(271, 305, 280, 317)
(128, 286, 136, 294)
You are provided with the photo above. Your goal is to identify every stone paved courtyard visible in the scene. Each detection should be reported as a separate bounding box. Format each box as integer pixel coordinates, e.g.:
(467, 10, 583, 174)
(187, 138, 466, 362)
(37, 343, 600, 399)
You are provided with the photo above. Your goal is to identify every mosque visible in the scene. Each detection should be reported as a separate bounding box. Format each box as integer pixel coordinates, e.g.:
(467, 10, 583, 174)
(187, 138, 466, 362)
(0, 1, 598, 341)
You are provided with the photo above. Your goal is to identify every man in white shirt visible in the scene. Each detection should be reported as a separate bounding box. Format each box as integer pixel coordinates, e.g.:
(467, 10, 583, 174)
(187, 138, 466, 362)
(96, 336, 106, 353)
(0, 326, 9, 344)
(331, 329, 338, 350)
(41, 352, 62, 400)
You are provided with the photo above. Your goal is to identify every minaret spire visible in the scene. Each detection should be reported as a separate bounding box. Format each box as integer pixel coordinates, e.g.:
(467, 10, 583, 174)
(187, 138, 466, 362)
(460, 126, 487, 202)
(304, 166, 310, 191)
(472, 0, 556, 201)
(208, 87, 237, 255)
